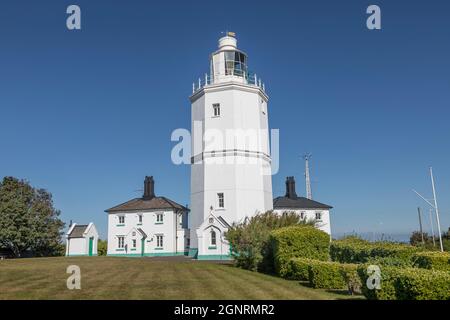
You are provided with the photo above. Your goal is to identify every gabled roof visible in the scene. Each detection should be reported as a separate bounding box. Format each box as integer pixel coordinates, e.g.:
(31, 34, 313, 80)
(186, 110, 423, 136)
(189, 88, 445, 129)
(68, 225, 89, 238)
(273, 196, 332, 210)
(105, 196, 188, 213)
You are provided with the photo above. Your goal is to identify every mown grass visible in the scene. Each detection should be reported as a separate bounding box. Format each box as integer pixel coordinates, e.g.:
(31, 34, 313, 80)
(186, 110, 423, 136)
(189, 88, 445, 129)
(0, 256, 357, 300)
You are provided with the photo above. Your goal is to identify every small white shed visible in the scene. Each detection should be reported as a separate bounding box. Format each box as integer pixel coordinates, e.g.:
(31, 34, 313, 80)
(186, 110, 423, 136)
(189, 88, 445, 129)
(66, 223, 99, 256)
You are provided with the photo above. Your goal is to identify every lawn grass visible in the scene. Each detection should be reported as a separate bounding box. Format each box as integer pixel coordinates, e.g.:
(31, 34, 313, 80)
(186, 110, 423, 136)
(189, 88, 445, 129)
(0, 256, 358, 300)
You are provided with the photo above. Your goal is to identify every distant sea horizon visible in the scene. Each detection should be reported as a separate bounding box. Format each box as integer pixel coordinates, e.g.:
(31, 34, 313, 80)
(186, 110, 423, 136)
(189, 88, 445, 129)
(333, 232, 411, 243)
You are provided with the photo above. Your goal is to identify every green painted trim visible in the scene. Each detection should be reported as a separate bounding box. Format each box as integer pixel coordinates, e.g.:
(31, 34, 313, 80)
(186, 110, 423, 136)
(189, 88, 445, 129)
(116, 248, 125, 251)
(155, 222, 163, 225)
(107, 251, 189, 258)
(116, 224, 125, 227)
(154, 247, 163, 250)
(197, 254, 232, 261)
(208, 246, 217, 249)
(66, 254, 98, 257)
(137, 223, 143, 226)
(130, 248, 137, 251)
(188, 248, 198, 258)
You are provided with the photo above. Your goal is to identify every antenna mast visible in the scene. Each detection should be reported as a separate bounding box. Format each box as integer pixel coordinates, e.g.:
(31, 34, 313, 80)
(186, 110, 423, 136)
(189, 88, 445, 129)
(304, 153, 312, 200)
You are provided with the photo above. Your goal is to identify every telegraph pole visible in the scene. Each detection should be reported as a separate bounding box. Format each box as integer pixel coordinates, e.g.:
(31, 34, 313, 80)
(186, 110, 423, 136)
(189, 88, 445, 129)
(429, 208, 436, 247)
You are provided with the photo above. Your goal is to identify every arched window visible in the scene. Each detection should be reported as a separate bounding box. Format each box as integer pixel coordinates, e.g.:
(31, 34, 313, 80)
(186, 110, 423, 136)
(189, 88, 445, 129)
(211, 230, 217, 246)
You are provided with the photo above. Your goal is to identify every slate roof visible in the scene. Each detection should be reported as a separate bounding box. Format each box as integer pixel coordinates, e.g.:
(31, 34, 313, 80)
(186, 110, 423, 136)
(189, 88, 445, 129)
(105, 196, 188, 213)
(273, 196, 332, 210)
(68, 225, 89, 238)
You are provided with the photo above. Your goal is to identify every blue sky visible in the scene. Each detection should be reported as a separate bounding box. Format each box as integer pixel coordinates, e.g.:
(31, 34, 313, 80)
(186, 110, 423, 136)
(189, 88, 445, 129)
(0, 0, 449, 239)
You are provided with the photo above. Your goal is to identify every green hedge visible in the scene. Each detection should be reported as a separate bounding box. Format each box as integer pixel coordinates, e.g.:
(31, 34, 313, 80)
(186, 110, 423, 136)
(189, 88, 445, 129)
(357, 265, 398, 300)
(289, 257, 312, 281)
(270, 226, 330, 278)
(290, 258, 361, 293)
(331, 238, 421, 266)
(413, 251, 450, 271)
(357, 265, 450, 300)
(308, 260, 347, 289)
(395, 268, 450, 300)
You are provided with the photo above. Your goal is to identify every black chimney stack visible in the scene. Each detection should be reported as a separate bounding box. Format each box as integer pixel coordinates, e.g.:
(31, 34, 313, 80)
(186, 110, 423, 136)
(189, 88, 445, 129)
(143, 176, 155, 200)
(285, 176, 297, 199)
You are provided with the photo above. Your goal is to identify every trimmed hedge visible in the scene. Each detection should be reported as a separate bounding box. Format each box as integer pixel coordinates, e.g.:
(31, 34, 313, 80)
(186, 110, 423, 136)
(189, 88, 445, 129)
(308, 260, 347, 289)
(357, 265, 450, 300)
(289, 257, 312, 281)
(270, 225, 330, 278)
(290, 258, 361, 293)
(395, 268, 450, 300)
(331, 238, 421, 266)
(413, 251, 450, 271)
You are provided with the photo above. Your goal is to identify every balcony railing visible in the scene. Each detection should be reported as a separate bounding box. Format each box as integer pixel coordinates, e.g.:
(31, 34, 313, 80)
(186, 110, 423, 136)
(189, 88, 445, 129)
(192, 71, 265, 94)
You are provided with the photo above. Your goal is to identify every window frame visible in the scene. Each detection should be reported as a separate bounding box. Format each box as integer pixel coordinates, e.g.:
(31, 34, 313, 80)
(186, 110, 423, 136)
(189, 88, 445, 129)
(212, 103, 220, 117)
(210, 230, 217, 246)
(156, 235, 164, 248)
(118, 215, 125, 224)
(156, 213, 164, 223)
(118, 236, 124, 248)
(217, 193, 224, 209)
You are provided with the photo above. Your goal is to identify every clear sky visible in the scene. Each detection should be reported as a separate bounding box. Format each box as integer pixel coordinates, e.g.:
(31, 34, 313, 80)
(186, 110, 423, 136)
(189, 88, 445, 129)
(1, 0, 449, 240)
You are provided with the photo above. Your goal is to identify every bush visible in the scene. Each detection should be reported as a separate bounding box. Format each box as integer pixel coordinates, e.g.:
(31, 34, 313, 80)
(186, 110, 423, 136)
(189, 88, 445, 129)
(413, 251, 450, 271)
(98, 239, 107, 256)
(270, 225, 330, 277)
(289, 258, 313, 281)
(331, 238, 421, 266)
(357, 264, 450, 300)
(308, 260, 347, 289)
(395, 268, 450, 300)
(357, 265, 399, 300)
(226, 211, 312, 272)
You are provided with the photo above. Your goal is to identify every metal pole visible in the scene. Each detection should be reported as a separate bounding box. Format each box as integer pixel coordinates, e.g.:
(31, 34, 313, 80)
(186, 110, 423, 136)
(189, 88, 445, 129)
(417, 207, 424, 245)
(430, 167, 444, 252)
(429, 208, 436, 247)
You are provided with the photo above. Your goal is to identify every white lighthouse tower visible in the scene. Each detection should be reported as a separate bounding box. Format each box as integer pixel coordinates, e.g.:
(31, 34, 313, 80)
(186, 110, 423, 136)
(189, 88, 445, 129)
(189, 33, 273, 260)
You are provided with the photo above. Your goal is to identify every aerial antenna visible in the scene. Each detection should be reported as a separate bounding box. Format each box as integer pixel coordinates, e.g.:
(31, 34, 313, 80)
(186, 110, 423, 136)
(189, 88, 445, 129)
(412, 167, 443, 252)
(304, 153, 312, 200)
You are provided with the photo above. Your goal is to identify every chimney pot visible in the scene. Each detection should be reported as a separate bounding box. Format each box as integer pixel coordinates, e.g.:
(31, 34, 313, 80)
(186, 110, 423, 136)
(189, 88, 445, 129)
(143, 176, 155, 199)
(285, 176, 297, 199)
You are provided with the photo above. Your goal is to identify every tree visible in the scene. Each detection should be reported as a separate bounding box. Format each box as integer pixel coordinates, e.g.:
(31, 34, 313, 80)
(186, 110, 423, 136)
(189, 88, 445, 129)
(226, 211, 315, 273)
(0, 177, 65, 257)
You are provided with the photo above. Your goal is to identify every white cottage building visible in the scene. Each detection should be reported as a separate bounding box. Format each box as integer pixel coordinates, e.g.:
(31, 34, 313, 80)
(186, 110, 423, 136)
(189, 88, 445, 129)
(106, 176, 189, 257)
(189, 34, 273, 260)
(273, 177, 333, 235)
(66, 222, 99, 256)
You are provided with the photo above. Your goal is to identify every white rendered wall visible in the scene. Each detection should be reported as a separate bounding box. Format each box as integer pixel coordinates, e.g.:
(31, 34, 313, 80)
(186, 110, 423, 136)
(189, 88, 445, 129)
(273, 209, 332, 235)
(66, 238, 86, 256)
(190, 83, 273, 249)
(107, 210, 189, 256)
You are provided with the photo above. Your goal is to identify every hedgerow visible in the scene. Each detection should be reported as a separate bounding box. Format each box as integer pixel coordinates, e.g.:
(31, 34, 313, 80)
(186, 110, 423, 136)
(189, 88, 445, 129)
(270, 226, 329, 277)
(413, 251, 450, 272)
(330, 237, 421, 266)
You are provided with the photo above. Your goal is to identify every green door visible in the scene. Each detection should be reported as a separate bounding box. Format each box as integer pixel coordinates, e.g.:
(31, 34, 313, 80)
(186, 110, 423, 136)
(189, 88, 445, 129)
(141, 238, 145, 257)
(88, 237, 94, 256)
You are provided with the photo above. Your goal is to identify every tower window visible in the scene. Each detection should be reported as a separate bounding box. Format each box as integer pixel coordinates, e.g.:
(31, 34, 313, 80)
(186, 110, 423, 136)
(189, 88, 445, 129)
(118, 216, 125, 224)
(217, 193, 224, 208)
(315, 212, 322, 221)
(138, 214, 142, 223)
(213, 103, 220, 117)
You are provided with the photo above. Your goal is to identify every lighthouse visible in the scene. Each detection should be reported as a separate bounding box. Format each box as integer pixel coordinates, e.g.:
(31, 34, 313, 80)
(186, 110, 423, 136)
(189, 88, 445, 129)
(189, 33, 273, 260)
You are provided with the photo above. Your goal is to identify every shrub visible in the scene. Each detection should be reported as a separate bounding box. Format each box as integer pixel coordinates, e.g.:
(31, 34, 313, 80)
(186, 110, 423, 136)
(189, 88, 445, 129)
(308, 260, 346, 289)
(225, 211, 312, 272)
(289, 258, 313, 281)
(357, 265, 399, 300)
(413, 251, 450, 271)
(270, 225, 330, 277)
(331, 238, 421, 266)
(395, 268, 450, 300)
(340, 263, 362, 295)
(97, 239, 107, 256)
